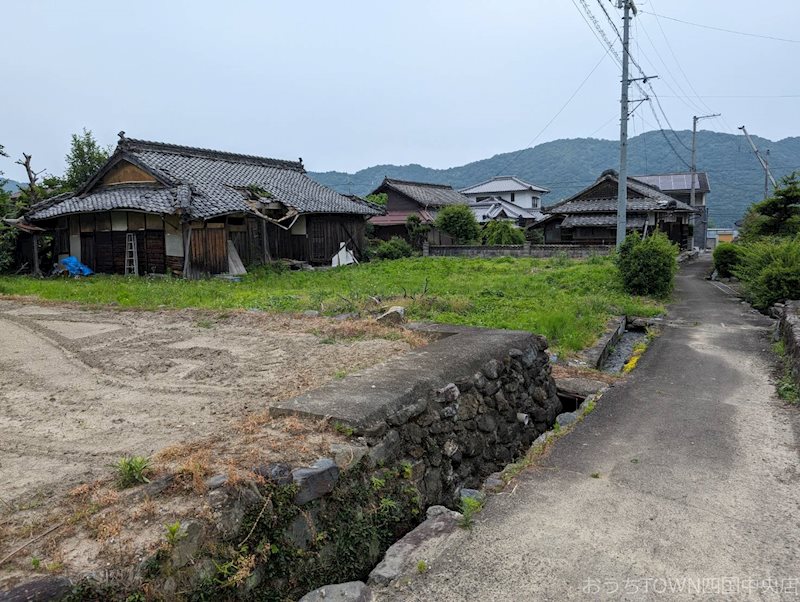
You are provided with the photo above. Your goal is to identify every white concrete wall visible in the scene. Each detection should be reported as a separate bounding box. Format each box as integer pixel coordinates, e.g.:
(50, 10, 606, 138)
(464, 190, 541, 209)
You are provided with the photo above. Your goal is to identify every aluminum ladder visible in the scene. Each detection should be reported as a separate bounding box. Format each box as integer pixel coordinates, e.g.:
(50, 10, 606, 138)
(124, 233, 138, 275)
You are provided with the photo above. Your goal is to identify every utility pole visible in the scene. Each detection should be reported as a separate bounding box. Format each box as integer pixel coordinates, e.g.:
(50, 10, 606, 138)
(738, 126, 777, 199)
(690, 114, 718, 250)
(615, 0, 636, 248)
(690, 114, 720, 207)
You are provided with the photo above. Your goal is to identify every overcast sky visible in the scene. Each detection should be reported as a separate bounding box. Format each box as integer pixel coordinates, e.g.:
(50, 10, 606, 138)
(2, 0, 798, 181)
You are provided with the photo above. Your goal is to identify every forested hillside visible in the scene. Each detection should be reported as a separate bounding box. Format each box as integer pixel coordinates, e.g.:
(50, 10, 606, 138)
(1, 179, 21, 192)
(310, 130, 800, 228)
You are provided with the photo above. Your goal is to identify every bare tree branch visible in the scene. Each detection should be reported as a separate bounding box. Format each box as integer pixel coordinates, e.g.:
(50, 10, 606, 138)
(15, 153, 45, 203)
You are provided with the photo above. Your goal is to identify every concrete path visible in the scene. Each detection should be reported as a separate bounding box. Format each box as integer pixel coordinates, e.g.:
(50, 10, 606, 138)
(379, 257, 800, 601)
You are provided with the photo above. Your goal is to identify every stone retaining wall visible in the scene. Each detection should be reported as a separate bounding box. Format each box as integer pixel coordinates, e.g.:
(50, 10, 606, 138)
(779, 300, 800, 387)
(423, 242, 612, 259)
(274, 324, 562, 507)
(17, 324, 562, 601)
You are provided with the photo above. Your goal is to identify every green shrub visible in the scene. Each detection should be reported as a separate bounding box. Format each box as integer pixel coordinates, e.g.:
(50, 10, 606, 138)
(712, 242, 741, 277)
(374, 237, 413, 260)
(481, 220, 526, 245)
(734, 236, 800, 309)
(435, 204, 480, 244)
(406, 214, 431, 250)
(616, 231, 678, 298)
(526, 228, 544, 244)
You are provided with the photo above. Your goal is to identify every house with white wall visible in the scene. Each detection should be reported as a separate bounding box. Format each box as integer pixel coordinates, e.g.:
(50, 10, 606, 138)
(460, 176, 549, 210)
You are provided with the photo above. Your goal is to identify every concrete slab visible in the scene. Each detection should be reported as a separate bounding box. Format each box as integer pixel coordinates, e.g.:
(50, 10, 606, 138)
(271, 325, 547, 431)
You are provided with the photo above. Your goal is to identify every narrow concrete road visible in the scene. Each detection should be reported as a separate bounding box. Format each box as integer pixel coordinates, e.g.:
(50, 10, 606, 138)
(382, 257, 800, 601)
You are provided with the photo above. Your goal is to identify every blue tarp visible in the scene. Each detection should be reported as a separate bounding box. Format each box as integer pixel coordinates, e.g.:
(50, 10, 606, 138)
(59, 256, 93, 276)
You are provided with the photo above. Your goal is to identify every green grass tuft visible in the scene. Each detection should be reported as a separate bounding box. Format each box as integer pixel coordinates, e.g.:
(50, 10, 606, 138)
(112, 455, 152, 488)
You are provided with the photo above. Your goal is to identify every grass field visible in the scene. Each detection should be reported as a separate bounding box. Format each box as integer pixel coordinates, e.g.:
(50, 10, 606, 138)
(0, 256, 664, 353)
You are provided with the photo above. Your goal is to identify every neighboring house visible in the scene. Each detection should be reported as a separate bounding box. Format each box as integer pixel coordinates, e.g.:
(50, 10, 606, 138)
(633, 172, 711, 249)
(460, 176, 549, 210)
(706, 228, 737, 250)
(468, 196, 543, 228)
(20, 135, 382, 276)
(368, 177, 470, 242)
(537, 169, 696, 248)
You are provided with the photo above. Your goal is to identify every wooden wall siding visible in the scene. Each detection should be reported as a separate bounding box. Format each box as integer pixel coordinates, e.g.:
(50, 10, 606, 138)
(94, 232, 114, 273)
(385, 190, 420, 212)
(229, 217, 266, 267)
(102, 161, 158, 186)
(265, 222, 308, 262)
(80, 234, 96, 270)
(142, 231, 166, 274)
(575, 179, 645, 201)
(78, 230, 166, 274)
(166, 255, 183, 274)
(190, 228, 227, 274)
(307, 215, 367, 262)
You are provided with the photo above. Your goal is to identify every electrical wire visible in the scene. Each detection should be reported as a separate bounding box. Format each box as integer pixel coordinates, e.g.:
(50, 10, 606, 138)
(492, 45, 615, 176)
(638, 10, 800, 44)
(573, 0, 693, 167)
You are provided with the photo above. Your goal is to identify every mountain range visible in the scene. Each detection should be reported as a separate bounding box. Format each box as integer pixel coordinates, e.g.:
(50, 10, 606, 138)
(309, 130, 800, 229)
(2, 179, 21, 193)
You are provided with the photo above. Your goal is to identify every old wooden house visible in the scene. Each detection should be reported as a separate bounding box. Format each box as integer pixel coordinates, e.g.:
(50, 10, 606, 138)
(367, 177, 470, 242)
(536, 170, 696, 248)
(22, 135, 382, 276)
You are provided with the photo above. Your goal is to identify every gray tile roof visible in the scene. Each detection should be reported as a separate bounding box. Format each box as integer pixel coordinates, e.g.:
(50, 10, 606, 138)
(460, 176, 549, 195)
(27, 137, 382, 221)
(561, 214, 646, 228)
(373, 178, 470, 208)
(469, 196, 544, 223)
(549, 197, 694, 213)
(546, 171, 695, 215)
(28, 188, 177, 220)
(632, 172, 710, 194)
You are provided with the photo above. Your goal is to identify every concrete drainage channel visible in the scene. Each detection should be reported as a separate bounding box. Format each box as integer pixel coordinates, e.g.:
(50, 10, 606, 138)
(6, 319, 645, 601)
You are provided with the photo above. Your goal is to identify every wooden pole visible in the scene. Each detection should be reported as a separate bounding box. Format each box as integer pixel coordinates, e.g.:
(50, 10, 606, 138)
(182, 224, 193, 278)
(31, 234, 40, 276)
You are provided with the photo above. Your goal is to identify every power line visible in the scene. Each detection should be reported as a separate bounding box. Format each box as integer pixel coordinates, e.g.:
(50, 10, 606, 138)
(574, 0, 692, 168)
(634, 16, 708, 114)
(639, 10, 800, 44)
(658, 94, 800, 99)
(646, 1, 738, 135)
(493, 46, 614, 176)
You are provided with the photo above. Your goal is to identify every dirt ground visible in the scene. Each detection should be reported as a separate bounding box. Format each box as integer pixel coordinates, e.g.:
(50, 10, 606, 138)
(0, 299, 416, 509)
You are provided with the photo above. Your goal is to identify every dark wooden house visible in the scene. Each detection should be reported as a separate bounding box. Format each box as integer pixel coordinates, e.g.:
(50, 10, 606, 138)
(536, 170, 696, 248)
(21, 135, 382, 276)
(368, 178, 470, 242)
(632, 172, 711, 249)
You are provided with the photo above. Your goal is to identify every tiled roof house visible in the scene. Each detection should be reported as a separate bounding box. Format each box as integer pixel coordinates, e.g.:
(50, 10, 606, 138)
(538, 170, 696, 248)
(23, 134, 382, 275)
(367, 177, 470, 241)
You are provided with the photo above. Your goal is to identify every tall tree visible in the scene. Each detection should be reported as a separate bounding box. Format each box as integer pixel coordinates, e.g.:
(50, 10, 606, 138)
(0, 143, 16, 271)
(63, 128, 110, 191)
(740, 172, 800, 239)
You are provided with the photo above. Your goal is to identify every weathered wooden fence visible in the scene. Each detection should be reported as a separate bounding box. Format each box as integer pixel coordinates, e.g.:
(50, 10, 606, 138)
(423, 242, 613, 259)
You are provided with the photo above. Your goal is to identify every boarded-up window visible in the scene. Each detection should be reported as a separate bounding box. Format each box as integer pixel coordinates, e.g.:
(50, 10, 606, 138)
(145, 214, 164, 230)
(128, 212, 146, 230)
